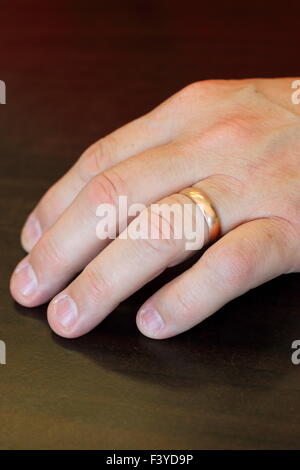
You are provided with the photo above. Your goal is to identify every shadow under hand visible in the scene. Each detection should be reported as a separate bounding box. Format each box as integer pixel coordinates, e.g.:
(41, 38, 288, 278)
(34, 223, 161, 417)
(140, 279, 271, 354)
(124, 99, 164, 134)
(47, 256, 300, 391)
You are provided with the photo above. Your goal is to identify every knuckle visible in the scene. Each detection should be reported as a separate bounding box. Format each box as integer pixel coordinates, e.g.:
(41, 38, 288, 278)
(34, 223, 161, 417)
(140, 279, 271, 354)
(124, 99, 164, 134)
(148, 204, 177, 247)
(175, 80, 220, 104)
(36, 234, 69, 269)
(195, 79, 222, 95)
(135, 205, 179, 257)
(152, 80, 221, 129)
(198, 117, 257, 153)
(83, 265, 113, 302)
(173, 290, 193, 318)
(203, 242, 256, 288)
(180, 81, 203, 97)
(78, 138, 113, 182)
(84, 169, 124, 210)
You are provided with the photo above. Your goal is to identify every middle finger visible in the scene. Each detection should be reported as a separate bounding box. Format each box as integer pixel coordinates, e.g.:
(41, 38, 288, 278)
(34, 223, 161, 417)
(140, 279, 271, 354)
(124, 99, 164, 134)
(10, 142, 218, 307)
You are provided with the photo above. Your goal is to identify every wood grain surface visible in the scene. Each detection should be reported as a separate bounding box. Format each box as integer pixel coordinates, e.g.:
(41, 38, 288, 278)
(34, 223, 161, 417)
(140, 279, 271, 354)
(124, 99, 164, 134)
(0, 0, 299, 450)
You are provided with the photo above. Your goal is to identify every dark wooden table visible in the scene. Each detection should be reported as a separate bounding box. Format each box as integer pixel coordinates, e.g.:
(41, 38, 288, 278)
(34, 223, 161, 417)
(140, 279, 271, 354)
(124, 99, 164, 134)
(1, 0, 300, 450)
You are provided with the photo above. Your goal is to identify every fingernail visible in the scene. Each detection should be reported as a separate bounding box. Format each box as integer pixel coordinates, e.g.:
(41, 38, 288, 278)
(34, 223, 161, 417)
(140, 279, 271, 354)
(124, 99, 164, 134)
(14, 261, 38, 297)
(139, 305, 164, 335)
(22, 213, 42, 249)
(52, 295, 78, 331)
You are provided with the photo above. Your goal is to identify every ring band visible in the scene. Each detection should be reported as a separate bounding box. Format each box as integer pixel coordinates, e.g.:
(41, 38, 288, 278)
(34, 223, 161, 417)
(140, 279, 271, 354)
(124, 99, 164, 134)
(179, 187, 221, 243)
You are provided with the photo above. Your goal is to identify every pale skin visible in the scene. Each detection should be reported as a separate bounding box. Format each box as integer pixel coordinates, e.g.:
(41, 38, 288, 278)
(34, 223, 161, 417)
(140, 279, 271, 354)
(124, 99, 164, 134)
(10, 78, 300, 339)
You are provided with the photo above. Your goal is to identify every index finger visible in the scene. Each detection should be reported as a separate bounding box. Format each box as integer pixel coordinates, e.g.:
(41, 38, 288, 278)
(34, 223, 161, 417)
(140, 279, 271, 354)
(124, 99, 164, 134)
(21, 108, 175, 252)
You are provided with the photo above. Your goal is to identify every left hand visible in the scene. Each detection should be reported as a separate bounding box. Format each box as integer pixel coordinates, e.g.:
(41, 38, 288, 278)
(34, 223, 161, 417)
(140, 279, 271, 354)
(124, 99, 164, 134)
(10, 78, 300, 339)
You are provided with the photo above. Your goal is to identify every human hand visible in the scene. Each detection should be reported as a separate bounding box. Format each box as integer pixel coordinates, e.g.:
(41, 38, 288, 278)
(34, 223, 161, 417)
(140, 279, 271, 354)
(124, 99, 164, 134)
(10, 78, 300, 339)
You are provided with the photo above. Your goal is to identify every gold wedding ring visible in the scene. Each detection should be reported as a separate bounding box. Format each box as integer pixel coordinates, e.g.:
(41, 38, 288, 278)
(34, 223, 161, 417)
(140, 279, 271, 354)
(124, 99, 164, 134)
(179, 187, 221, 243)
